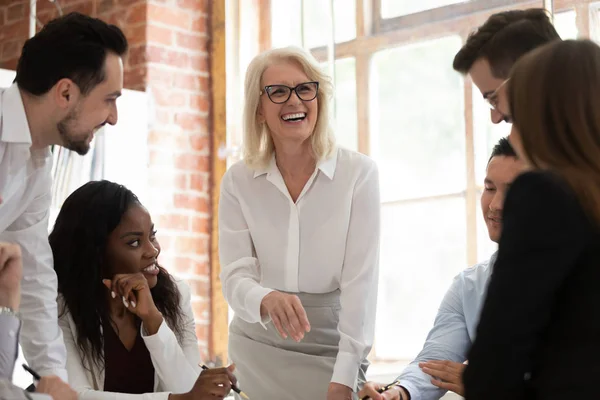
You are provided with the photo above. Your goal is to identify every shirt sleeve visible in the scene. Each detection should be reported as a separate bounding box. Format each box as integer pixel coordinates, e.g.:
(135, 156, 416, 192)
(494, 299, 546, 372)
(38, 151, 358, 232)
(331, 159, 381, 389)
(218, 169, 274, 326)
(0, 173, 67, 380)
(397, 275, 471, 400)
(463, 172, 589, 400)
(59, 308, 170, 400)
(142, 280, 201, 393)
(0, 314, 20, 379)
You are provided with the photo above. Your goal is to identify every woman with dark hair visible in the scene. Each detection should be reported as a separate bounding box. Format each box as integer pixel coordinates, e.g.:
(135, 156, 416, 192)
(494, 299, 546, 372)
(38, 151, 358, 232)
(463, 39, 600, 400)
(50, 180, 235, 400)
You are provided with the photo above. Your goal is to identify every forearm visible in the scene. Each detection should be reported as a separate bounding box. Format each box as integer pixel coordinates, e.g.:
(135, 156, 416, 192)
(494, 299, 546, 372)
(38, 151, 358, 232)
(220, 258, 273, 324)
(19, 268, 67, 379)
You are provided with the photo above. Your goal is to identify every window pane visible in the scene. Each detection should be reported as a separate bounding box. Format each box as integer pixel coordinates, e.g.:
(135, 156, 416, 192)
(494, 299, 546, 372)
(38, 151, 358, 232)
(476, 191, 498, 261)
(381, 0, 470, 18)
(376, 196, 468, 360)
(472, 87, 511, 185)
(371, 36, 466, 202)
(331, 58, 358, 151)
(590, 3, 600, 42)
(271, 0, 303, 47)
(271, 0, 356, 49)
(554, 10, 578, 40)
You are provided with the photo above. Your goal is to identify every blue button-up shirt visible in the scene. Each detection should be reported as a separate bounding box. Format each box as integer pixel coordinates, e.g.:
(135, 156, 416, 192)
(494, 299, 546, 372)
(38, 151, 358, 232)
(397, 252, 497, 400)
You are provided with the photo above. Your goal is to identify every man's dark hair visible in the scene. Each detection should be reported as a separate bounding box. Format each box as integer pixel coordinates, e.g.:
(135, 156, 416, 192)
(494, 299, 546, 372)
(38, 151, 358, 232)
(488, 137, 517, 164)
(15, 12, 128, 96)
(453, 8, 560, 78)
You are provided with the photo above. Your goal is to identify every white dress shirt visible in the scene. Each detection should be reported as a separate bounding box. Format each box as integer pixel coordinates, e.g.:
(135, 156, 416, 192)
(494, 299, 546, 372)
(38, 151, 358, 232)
(59, 279, 201, 399)
(0, 84, 67, 380)
(219, 147, 381, 388)
(0, 314, 52, 399)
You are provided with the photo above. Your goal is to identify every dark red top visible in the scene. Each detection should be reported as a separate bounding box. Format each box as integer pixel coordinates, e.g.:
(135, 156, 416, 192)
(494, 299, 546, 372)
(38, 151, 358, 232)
(103, 320, 155, 394)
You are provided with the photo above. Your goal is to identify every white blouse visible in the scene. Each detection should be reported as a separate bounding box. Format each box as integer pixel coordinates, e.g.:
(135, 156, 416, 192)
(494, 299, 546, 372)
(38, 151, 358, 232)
(59, 279, 201, 399)
(218, 147, 380, 388)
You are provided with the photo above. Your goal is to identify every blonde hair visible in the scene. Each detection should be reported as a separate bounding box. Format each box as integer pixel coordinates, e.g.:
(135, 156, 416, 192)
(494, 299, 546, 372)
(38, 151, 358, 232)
(242, 46, 336, 169)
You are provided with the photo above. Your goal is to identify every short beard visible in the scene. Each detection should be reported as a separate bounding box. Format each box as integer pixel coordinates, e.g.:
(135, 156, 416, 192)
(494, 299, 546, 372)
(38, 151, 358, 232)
(57, 108, 91, 156)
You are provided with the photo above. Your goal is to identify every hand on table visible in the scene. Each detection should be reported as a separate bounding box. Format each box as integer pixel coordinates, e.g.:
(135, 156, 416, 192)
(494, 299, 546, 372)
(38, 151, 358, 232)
(358, 381, 406, 400)
(260, 291, 311, 342)
(420, 359, 466, 396)
(170, 364, 237, 400)
(36, 376, 77, 400)
(326, 382, 353, 400)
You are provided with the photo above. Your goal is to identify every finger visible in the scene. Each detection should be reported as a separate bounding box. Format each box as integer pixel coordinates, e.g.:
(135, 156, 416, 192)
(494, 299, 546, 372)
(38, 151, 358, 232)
(358, 382, 383, 400)
(103, 279, 117, 300)
(205, 373, 231, 385)
(421, 367, 458, 383)
(209, 385, 229, 397)
(225, 366, 237, 385)
(292, 296, 311, 332)
(206, 375, 232, 396)
(420, 360, 460, 371)
(430, 378, 461, 393)
(420, 361, 461, 375)
(284, 303, 303, 341)
(119, 280, 136, 307)
(128, 291, 137, 308)
(278, 307, 296, 339)
(112, 277, 130, 308)
(0, 246, 9, 270)
(270, 312, 287, 339)
(110, 276, 122, 300)
(115, 278, 131, 308)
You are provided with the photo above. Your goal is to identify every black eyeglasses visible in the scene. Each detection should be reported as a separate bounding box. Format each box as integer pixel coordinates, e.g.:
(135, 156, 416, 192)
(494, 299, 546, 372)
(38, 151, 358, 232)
(484, 79, 510, 111)
(261, 81, 319, 104)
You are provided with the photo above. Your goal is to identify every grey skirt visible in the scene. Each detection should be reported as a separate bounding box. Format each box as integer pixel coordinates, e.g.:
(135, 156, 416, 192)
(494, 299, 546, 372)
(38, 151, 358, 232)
(229, 290, 369, 400)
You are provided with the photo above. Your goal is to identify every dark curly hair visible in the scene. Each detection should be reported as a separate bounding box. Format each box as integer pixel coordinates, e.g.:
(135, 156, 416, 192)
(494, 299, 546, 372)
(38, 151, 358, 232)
(453, 8, 560, 78)
(49, 180, 183, 371)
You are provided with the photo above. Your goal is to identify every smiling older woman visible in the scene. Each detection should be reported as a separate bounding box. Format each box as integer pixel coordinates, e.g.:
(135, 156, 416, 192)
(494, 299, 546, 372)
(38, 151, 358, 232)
(218, 46, 381, 400)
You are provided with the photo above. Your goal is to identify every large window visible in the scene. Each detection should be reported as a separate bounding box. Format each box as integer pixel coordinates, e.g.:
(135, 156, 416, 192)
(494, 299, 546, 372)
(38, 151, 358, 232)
(225, 0, 593, 375)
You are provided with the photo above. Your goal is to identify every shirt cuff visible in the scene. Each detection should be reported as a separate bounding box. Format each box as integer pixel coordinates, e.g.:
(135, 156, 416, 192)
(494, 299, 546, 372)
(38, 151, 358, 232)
(397, 381, 419, 400)
(245, 286, 274, 328)
(0, 314, 20, 380)
(141, 318, 172, 344)
(331, 351, 361, 390)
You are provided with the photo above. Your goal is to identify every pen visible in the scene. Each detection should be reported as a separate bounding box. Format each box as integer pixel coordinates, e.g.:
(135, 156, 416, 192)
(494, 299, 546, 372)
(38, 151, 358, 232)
(361, 380, 401, 400)
(200, 364, 249, 399)
(22, 364, 41, 381)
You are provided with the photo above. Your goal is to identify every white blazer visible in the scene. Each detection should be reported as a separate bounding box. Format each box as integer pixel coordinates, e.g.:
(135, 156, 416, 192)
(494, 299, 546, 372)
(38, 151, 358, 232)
(58, 279, 201, 400)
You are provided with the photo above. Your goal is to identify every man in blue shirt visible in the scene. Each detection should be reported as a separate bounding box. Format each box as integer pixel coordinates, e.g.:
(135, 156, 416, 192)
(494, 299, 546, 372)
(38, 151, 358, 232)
(359, 8, 560, 400)
(360, 138, 522, 400)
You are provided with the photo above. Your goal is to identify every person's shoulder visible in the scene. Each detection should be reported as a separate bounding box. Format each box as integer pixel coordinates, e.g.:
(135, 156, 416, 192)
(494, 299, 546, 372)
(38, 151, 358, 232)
(335, 147, 378, 178)
(172, 277, 191, 301)
(509, 170, 583, 214)
(511, 170, 572, 198)
(225, 159, 253, 178)
(457, 257, 494, 288)
(221, 159, 256, 192)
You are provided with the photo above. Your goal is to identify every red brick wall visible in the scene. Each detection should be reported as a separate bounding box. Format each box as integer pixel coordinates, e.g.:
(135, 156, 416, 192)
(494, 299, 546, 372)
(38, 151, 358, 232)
(0, 0, 214, 361)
